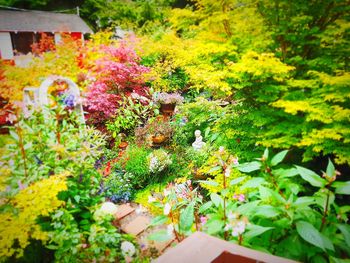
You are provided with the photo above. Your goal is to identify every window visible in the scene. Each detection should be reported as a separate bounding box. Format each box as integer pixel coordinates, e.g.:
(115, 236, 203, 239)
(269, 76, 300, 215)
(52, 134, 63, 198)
(10, 32, 54, 55)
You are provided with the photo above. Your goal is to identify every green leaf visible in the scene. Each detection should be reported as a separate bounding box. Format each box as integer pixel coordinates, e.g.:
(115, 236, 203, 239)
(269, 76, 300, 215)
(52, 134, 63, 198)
(259, 186, 272, 201)
(80, 211, 91, 219)
(199, 201, 213, 213)
(179, 202, 194, 232)
(237, 161, 261, 173)
(271, 150, 288, 166)
(337, 224, 350, 247)
(198, 180, 219, 187)
(210, 193, 223, 208)
(326, 159, 335, 177)
(73, 195, 80, 203)
(46, 245, 58, 250)
(221, 188, 229, 197)
(208, 166, 222, 173)
(9, 130, 19, 142)
(241, 178, 266, 189)
(229, 176, 247, 186)
(79, 219, 90, 225)
(322, 235, 335, 251)
(272, 168, 298, 178)
(244, 225, 274, 240)
(330, 257, 350, 263)
(148, 230, 172, 242)
(205, 219, 224, 235)
(150, 215, 168, 226)
(293, 197, 315, 208)
(296, 221, 330, 251)
(295, 166, 326, 187)
(210, 133, 219, 142)
(236, 200, 260, 215)
(333, 181, 350, 195)
(254, 205, 281, 218)
(24, 142, 32, 150)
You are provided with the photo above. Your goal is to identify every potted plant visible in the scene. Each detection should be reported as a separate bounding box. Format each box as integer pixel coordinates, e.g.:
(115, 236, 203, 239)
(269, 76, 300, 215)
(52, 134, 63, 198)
(135, 116, 174, 147)
(153, 92, 184, 116)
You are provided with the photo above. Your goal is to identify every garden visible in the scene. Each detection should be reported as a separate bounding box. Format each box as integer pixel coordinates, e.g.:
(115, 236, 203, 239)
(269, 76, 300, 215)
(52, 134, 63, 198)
(0, 1, 349, 262)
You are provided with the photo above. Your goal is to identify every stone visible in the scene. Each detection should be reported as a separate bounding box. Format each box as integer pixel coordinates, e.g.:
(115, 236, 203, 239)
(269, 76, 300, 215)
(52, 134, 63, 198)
(122, 216, 150, 236)
(152, 236, 176, 253)
(115, 203, 135, 220)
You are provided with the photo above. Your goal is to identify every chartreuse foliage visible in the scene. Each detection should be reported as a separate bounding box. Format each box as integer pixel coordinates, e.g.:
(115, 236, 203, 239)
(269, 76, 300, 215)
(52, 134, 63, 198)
(138, 0, 350, 165)
(0, 172, 68, 259)
(0, 35, 83, 102)
(271, 71, 350, 164)
(0, 104, 136, 262)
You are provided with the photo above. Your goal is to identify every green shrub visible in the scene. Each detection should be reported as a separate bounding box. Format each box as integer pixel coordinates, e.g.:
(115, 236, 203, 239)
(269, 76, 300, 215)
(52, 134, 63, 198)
(118, 145, 151, 188)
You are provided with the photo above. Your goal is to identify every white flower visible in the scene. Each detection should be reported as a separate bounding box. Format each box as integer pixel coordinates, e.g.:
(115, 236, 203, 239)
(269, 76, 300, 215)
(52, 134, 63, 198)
(224, 167, 231, 177)
(219, 146, 225, 153)
(164, 203, 171, 215)
(93, 202, 118, 220)
(167, 224, 174, 235)
(224, 224, 232, 231)
(227, 212, 238, 220)
(231, 220, 246, 237)
(148, 195, 156, 203)
(232, 228, 240, 237)
(164, 188, 171, 197)
(121, 241, 136, 257)
(149, 156, 159, 173)
(100, 202, 118, 214)
(148, 150, 172, 173)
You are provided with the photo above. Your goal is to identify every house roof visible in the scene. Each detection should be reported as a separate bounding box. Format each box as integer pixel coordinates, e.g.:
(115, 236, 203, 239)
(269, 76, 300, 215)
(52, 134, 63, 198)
(0, 10, 93, 33)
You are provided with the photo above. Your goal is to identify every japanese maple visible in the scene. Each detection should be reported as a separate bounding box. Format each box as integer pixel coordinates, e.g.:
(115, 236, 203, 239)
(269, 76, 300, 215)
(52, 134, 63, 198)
(84, 40, 150, 124)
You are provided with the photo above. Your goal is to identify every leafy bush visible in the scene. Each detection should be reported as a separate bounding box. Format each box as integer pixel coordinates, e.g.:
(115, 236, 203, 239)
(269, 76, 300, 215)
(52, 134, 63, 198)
(106, 95, 157, 138)
(148, 149, 172, 174)
(84, 38, 150, 125)
(103, 169, 134, 203)
(199, 149, 350, 262)
(0, 104, 135, 262)
(173, 97, 226, 147)
(116, 145, 151, 188)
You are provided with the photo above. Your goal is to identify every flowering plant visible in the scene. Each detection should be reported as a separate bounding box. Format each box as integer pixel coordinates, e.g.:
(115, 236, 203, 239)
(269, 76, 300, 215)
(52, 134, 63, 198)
(153, 92, 184, 105)
(148, 179, 203, 243)
(148, 149, 172, 173)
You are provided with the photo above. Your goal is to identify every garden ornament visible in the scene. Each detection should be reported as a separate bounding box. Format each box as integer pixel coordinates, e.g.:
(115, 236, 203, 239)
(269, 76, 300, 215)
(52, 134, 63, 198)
(192, 130, 206, 151)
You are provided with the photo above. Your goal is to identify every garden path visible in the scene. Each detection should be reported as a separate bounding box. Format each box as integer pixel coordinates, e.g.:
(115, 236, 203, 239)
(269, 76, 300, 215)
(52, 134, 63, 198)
(114, 203, 177, 258)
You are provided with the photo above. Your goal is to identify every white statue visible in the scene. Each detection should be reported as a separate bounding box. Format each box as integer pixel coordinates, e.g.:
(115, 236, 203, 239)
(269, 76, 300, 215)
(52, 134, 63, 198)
(192, 130, 206, 151)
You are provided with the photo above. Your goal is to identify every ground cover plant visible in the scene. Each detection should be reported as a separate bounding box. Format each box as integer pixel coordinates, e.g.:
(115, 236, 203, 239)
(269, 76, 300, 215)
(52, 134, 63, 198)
(0, 0, 349, 262)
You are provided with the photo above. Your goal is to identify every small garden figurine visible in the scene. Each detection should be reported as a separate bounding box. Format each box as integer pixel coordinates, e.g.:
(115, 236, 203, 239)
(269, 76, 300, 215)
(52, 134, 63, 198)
(192, 130, 206, 151)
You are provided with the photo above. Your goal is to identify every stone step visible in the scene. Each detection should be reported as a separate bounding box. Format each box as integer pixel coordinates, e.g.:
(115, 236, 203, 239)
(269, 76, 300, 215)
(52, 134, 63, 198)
(152, 236, 176, 253)
(122, 216, 150, 236)
(115, 203, 135, 220)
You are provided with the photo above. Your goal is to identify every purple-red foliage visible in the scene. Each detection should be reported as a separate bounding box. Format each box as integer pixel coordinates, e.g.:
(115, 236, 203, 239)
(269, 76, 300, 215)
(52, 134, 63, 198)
(85, 41, 149, 124)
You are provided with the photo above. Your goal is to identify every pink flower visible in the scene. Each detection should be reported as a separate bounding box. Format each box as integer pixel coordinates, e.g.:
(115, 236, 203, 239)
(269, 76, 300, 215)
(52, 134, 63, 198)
(200, 216, 207, 225)
(233, 194, 245, 202)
